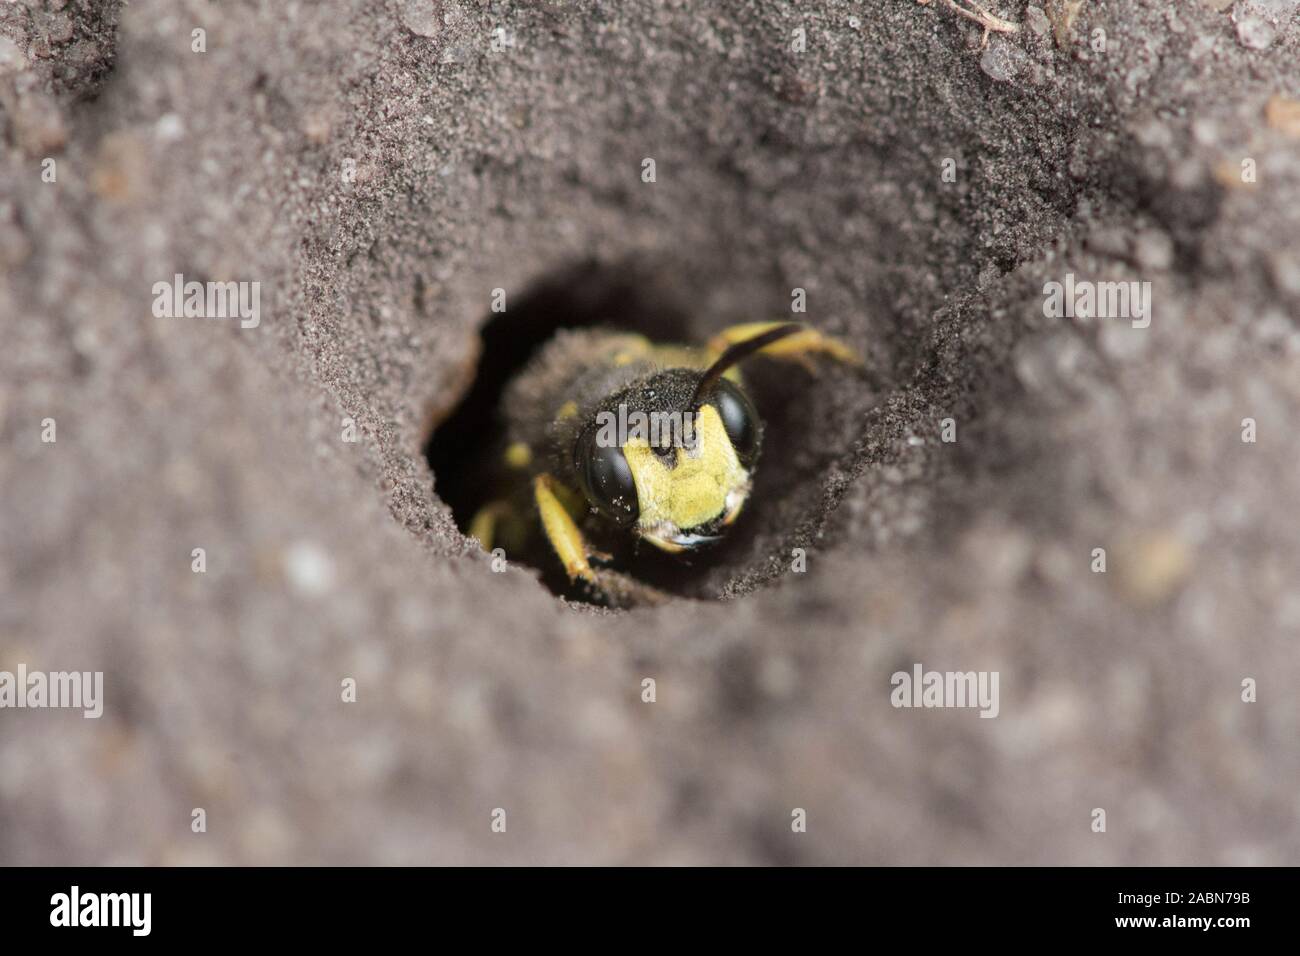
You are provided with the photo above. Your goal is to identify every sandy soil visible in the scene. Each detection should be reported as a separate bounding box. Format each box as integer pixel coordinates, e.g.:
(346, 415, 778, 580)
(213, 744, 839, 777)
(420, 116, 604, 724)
(1, 0, 1298, 864)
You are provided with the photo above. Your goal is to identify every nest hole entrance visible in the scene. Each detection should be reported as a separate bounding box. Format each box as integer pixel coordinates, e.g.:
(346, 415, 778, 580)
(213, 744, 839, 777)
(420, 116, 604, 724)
(424, 260, 862, 604)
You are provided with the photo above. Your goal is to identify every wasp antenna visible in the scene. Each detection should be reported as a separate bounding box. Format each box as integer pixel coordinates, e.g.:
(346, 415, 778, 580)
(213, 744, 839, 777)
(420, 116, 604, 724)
(691, 323, 803, 406)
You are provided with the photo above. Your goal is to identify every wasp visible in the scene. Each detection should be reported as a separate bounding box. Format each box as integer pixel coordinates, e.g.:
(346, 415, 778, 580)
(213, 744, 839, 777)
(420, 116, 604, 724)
(465, 321, 859, 605)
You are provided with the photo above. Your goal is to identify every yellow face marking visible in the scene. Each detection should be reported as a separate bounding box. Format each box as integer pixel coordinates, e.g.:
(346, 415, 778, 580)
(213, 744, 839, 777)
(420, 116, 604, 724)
(504, 442, 532, 469)
(621, 404, 750, 549)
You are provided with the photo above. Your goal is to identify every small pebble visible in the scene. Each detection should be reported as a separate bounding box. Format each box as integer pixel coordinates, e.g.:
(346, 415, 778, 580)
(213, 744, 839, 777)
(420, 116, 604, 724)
(14, 93, 67, 154)
(0, 217, 31, 268)
(1250, 0, 1300, 14)
(1265, 95, 1300, 137)
(1270, 253, 1300, 298)
(1236, 15, 1276, 49)
(155, 113, 185, 142)
(1099, 322, 1150, 362)
(0, 36, 28, 76)
(1119, 531, 1192, 606)
(1250, 308, 1295, 347)
(1086, 226, 1129, 258)
(284, 541, 336, 597)
(1134, 230, 1174, 271)
(980, 38, 1031, 84)
(46, 13, 75, 44)
(399, 0, 442, 39)
(1189, 34, 1217, 62)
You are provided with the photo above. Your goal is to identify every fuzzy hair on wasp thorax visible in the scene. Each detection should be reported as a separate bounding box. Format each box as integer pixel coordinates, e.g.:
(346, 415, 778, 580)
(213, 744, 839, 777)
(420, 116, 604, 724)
(464, 321, 860, 605)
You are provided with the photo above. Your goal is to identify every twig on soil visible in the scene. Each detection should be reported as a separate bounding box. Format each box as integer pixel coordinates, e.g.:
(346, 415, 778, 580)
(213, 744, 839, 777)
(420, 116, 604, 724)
(918, 0, 1021, 48)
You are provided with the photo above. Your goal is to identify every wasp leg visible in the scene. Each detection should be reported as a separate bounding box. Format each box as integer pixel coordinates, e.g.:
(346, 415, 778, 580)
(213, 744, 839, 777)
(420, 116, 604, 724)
(470, 497, 532, 556)
(468, 500, 509, 550)
(533, 473, 672, 606)
(586, 567, 674, 608)
(706, 321, 861, 370)
(534, 473, 600, 586)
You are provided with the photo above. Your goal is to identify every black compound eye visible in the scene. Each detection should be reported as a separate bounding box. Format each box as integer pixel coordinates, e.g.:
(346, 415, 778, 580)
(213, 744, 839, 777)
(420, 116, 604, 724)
(709, 378, 760, 465)
(574, 428, 639, 527)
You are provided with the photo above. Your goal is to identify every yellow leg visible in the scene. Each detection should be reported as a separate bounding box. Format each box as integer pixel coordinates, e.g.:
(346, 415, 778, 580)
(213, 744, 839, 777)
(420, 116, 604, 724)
(468, 500, 508, 549)
(534, 474, 598, 585)
(706, 321, 861, 368)
(535, 474, 673, 606)
(470, 498, 533, 555)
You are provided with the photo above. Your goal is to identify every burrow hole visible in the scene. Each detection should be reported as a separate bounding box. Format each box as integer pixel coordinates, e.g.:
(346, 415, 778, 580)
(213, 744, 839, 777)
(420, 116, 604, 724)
(424, 260, 869, 604)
